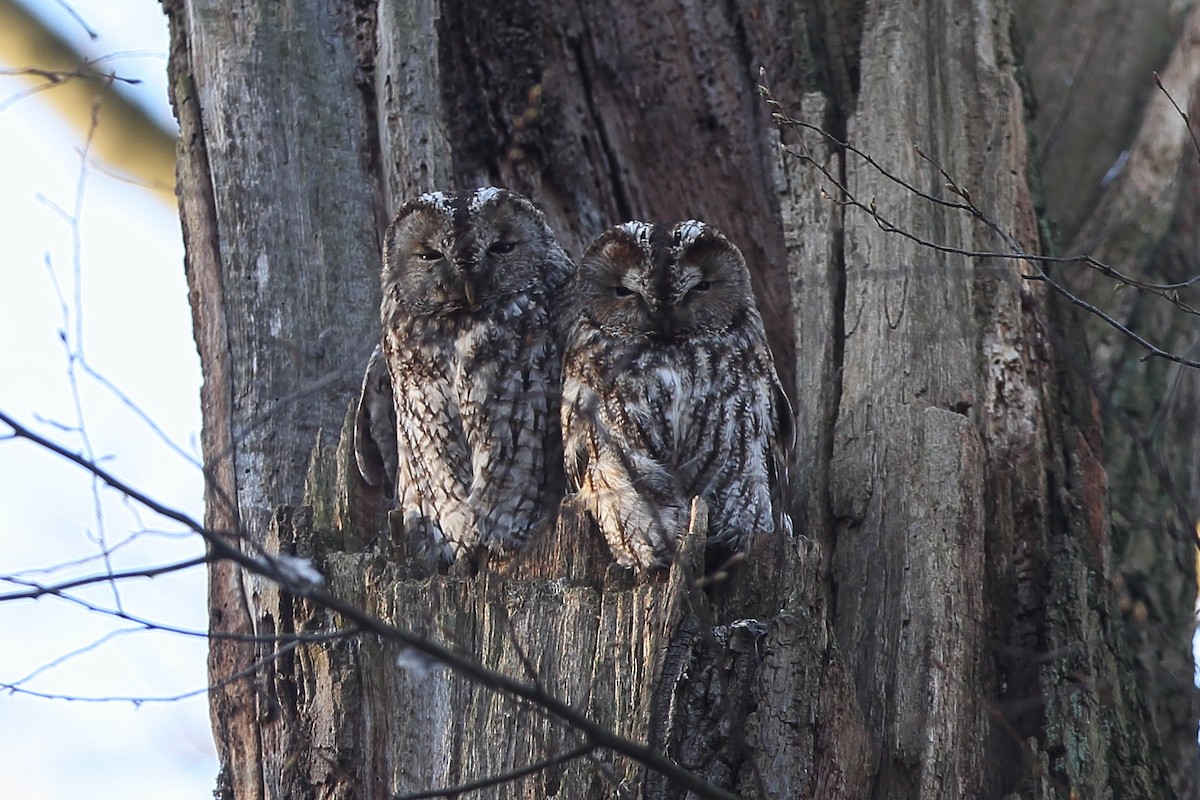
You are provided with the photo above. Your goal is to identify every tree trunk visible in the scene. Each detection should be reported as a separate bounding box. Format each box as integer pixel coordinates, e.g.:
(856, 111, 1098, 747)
(1015, 3, 1200, 795)
(164, 0, 1192, 798)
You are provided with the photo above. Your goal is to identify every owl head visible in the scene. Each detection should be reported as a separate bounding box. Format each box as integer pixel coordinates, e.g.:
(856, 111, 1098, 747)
(382, 187, 571, 318)
(573, 219, 757, 339)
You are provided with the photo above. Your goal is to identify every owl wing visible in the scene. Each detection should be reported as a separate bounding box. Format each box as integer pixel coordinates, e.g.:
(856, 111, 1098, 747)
(451, 298, 566, 553)
(354, 343, 398, 497)
(560, 339, 599, 496)
(562, 393, 589, 495)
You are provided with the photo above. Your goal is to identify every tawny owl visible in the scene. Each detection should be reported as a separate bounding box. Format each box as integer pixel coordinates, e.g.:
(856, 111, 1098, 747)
(354, 187, 574, 564)
(561, 220, 793, 571)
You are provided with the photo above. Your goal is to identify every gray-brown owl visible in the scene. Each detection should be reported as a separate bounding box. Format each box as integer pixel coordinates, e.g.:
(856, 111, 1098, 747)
(355, 188, 574, 564)
(561, 220, 793, 571)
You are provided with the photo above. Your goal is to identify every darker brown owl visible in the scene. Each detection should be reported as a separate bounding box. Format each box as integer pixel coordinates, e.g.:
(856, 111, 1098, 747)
(561, 220, 793, 570)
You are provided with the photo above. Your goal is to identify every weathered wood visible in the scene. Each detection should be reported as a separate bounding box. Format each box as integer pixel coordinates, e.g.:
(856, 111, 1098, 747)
(166, 2, 382, 797)
(166, 0, 1193, 798)
(1017, 6, 1200, 796)
(280, 425, 840, 799)
(829, 2, 1028, 795)
(775, 90, 843, 539)
(164, 5, 257, 798)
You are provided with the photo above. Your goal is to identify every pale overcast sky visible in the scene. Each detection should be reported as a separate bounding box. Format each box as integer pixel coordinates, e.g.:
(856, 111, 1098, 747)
(0, 2, 216, 797)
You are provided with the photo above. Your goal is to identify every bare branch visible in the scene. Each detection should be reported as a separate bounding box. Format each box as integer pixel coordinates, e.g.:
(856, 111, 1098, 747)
(1155, 71, 1200, 165)
(51, 0, 98, 40)
(391, 740, 596, 800)
(759, 76, 1200, 370)
(0, 408, 739, 800)
(1035, 34, 1102, 173)
(1, 641, 300, 705)
(0, 0, 176, 198)
(0, 556, 206, 602)
(498, 602, 543, 689)
(5, 578, 359, 645)
(6, 627, 140, 688)
(38, 100, 132, 613)
(762, 78, 1200, 288)
(0, 65, 141, 86)
(7, 526, 192, 580)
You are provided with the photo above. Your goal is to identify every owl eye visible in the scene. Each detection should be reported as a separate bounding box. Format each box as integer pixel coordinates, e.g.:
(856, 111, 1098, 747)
(613, 286, 635, 298)
(488, 240, 516, 256)
(693, 280, 713, 292)
(415, 249, 444, 262)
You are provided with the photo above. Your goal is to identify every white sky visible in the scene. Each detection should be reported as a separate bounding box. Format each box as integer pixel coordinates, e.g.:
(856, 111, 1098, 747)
(0, 1, 216, 798)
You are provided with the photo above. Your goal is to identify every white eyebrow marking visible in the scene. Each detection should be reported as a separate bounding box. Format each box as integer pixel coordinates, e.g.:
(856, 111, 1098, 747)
(469, 186, 504, 212)
(675, 219, 708, 247)
(617, 220, 653, 246)
(416, 191, 451, 213)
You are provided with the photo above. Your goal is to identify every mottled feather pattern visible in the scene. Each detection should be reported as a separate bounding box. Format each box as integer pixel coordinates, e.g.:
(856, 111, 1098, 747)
(385, 294, 559, 560)
(356, 194, 792, 572)
(561, 220, 792, 570)
(355, 188, 572, 564)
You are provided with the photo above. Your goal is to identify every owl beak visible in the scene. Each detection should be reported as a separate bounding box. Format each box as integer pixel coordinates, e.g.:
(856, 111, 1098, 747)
(657, 310, 673, 338)
(463, 281, 477, 307)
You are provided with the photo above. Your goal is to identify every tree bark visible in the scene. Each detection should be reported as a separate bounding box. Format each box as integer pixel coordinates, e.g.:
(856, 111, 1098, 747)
(165, 0, 1193, 798)
(1015, 4, 1200, 796)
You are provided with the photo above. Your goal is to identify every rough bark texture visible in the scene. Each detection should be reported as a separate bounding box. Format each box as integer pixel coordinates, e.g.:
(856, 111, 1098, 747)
(165, 4, 382, 797)
(165, 0, 1195, 798)
(1014, 4, 1200, 796)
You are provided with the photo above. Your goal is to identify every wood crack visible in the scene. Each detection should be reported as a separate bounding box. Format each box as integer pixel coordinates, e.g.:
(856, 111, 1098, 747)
(568, 19, 633, 222)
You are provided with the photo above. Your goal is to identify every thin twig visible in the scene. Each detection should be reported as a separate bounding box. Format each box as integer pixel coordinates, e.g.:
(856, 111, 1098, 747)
(762, 79, 1200, 299)
(0, 641, 300, 705)
(1154, 71, 1200, 165)
(391, 740, 596, 800)
(498, 602, 543, 688)
(1036, 35, 1101, 172)
(762, 78, 1200, 370)
(6, 627, 140, 688)
(0, 556, 206, 602)
(6, 527, 189, 579)
(0, 66, 140, 114)
(52, 0, 99, 40)
(3, 575, 359, 645)
(0, 409, 740, 800)
(0, 66, 140, 86)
